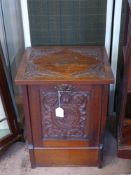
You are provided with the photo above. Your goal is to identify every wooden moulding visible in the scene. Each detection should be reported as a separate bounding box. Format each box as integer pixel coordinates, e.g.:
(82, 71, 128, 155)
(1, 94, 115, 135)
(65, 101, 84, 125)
(118, 147, 131, 159)
(33, 148, 100, 167)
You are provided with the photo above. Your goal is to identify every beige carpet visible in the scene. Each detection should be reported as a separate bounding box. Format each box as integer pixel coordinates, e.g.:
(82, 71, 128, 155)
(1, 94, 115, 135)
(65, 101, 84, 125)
(0, 132, 131, 175)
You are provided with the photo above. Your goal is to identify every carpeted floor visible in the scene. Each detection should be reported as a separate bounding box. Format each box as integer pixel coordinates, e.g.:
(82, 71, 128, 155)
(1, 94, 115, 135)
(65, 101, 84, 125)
(0, 132, 131, 175)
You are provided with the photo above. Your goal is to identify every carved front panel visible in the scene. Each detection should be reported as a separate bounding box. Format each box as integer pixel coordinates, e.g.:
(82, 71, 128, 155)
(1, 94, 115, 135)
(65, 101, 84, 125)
(40, 84, 90, 140)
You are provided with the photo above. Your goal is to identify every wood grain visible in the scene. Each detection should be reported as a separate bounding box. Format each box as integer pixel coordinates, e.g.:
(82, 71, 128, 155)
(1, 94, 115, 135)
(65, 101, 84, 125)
(15, 46, 114, 167)
(15, 46, 114, 85)
(34, 148, 99, 167)
(117, 1, 131, 159)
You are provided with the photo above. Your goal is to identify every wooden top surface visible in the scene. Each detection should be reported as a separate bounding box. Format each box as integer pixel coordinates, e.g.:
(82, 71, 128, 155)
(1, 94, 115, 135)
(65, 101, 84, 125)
(15, 46, 114, 85)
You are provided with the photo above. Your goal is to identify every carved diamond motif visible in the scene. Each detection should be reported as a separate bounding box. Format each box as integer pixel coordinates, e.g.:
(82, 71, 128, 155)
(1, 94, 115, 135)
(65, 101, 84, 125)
(24, 47, 105, 79)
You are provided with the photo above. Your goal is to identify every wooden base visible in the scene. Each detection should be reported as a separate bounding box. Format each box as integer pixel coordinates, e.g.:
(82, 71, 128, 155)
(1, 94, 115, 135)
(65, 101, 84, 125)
(118, 123, 131, 159)
(30, 147, 101, 167)
(118, 146, 131, 159)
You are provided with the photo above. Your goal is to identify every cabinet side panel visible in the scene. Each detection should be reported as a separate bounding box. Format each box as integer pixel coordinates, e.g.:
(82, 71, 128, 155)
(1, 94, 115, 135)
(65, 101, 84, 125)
(28, 85, 43, 147)
(88, 86, 102, 146)
(22, 86, 36, 167)
(99, 85, 109, 167)
(100, 85, 109, 143)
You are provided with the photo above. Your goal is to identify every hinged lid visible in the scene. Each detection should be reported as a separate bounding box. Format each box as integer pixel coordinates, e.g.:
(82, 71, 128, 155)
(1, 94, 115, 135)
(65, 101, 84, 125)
(15, 46, 114, 85)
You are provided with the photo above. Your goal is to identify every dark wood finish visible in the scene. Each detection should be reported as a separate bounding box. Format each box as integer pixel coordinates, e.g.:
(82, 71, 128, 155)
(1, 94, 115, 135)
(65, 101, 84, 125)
(33, 148, 99, 167)
(15, 46, 114, 167)
(21, 86, 36, 167)
(98, 85, 109, 167)
(118, 148, 131, 159)
(15, 46, 113, 85)
(117, 0, 131, 159)
(0, 43, 20, 154)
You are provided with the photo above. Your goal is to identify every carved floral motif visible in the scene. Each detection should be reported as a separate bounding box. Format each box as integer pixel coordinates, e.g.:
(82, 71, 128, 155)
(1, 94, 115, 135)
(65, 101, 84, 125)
(41, 84, 90, 140)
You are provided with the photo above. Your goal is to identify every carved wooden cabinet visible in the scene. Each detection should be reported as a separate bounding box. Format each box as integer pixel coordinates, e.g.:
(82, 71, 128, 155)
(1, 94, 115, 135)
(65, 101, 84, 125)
(117, 0, 131, 159)
(15, 46, 114, 168)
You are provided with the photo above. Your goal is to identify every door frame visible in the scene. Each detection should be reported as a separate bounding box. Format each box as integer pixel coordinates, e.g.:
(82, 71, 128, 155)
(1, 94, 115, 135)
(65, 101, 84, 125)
(0, 43, 20, 153)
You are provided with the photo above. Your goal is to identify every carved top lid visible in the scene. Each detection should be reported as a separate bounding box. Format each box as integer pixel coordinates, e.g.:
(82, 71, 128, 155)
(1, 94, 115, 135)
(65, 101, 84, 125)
(15, 46, 114, 85)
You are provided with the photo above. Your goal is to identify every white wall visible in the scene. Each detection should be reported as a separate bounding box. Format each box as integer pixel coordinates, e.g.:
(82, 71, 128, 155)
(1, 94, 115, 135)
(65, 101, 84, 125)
(20, 0, 31, 47)
(105, 0, 123, 114)
(110, 0, 123, 114)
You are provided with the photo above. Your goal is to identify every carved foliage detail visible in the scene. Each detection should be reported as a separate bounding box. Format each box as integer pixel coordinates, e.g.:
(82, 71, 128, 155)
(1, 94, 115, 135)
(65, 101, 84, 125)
(24, 48, 105, 79)
(55, 84, 75, 92)
(41, 85, 90, 140)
